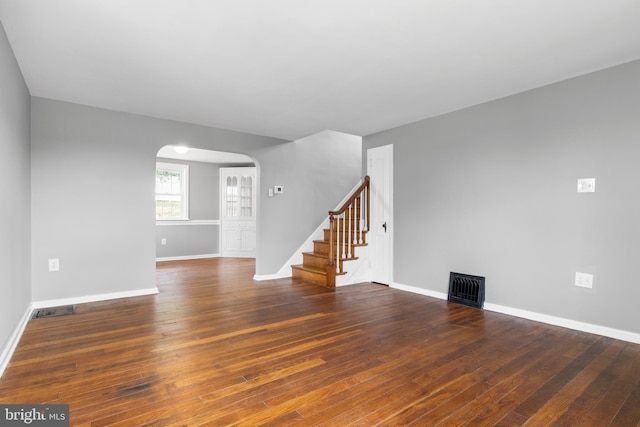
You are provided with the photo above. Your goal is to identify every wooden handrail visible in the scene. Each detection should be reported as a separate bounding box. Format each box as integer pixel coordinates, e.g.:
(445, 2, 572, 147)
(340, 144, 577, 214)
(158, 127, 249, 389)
(329, 176, 370, 217)
(327, 176, 370, 287)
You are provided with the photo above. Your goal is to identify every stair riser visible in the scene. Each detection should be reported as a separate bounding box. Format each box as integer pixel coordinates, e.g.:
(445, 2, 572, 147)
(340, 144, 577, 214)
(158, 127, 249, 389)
(314, 241, 330, 255)
(291, 180, 370, 287)
(302, 253, 329, 269)
(314, 241, 360, 257)
(302, 254, 354, 271)
(292, 267, 328, 286)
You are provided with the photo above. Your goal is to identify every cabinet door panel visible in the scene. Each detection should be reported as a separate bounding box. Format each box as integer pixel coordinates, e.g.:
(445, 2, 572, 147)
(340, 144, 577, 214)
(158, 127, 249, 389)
(220, 167, 256, 258)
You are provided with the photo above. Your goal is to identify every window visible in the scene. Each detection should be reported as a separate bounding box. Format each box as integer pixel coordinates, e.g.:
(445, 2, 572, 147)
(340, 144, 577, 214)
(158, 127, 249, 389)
(155, 162, 189, 220)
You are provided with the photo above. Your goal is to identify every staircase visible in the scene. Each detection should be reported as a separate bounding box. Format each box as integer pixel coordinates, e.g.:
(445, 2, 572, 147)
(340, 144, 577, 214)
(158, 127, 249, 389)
(291, 176, 370, 288)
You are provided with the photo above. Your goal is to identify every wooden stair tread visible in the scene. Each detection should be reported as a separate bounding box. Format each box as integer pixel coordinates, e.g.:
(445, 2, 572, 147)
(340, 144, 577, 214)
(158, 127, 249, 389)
(302, 251, 328, 258)
(291, 264, 346, 276)
(313, 240, 368, 247)
(291, 176, 370, 287)
(323, 228, 368, 232)
(302, 252, 359, 261)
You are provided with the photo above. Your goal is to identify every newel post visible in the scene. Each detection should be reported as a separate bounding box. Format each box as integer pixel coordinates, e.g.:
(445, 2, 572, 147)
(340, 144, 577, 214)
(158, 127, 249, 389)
(365, 176, 370, 234)
(326, 214, 336, 287)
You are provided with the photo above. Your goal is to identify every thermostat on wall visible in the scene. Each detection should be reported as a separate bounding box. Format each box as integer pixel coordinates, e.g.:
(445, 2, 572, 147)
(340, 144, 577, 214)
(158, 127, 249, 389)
(274, 185, 284, 194)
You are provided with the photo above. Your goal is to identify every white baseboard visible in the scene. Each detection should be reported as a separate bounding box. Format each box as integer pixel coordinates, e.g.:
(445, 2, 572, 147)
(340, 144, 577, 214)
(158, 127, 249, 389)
(32, 287, 159, 309)
(391, 282, 640, 345)
(156, 253, 220, 262)
(483, 303, 640, 345)
(2, 287, 159, 378)
(253, 273, 291, 281)
(391, 282, 448, 300)
(258, 219, 329, 281)
(0, 304, 33, 378)
(262, 178, 367, 282)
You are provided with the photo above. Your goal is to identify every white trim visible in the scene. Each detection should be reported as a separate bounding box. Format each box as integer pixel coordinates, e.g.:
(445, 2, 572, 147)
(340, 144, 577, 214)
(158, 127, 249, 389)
(253, 273, 288, 281)
(156, 253, 220, 262)
(2, 288, 159, 377)
(220, 167, 258, 258)
(391, 282, 448, 300)
(483, 303, 640, 345)
(32, 287, 159, 309)
(257, 178, 367, 281)
(390, 281, 640, 345)
(156, 219, 220, 226)
(336, 246, 371, 286)
(367, 145, 394, 285)
(255, 217, 329, 281)
(156, 161, 189, 220)
(0, 304, 33, 378)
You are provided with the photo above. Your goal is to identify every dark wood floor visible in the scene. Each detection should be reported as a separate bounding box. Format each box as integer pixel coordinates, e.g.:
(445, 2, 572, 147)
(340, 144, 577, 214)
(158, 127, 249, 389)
(1, 258, 639, 426)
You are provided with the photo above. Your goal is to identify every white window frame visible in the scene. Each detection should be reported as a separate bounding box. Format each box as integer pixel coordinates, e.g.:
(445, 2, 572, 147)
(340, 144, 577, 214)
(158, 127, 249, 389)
(155, 162, 189, 221)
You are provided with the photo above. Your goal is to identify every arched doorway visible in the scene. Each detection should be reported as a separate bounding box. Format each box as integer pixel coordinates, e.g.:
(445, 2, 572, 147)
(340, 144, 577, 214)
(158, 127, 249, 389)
(154, 145, 256, 262)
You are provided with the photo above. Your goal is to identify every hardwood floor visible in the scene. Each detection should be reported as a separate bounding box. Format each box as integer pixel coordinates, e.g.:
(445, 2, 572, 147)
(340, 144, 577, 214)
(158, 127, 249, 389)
(1, 258, 639, 426)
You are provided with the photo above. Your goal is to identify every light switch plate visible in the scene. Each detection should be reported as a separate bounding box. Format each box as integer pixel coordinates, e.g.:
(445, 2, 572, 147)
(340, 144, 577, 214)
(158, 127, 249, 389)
(577, 178, 596, 193)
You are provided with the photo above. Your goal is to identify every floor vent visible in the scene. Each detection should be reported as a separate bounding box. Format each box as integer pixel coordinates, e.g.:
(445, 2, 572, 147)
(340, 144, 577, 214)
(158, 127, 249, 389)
(32, 305, 76, 319)
(448, 272, 485, 309)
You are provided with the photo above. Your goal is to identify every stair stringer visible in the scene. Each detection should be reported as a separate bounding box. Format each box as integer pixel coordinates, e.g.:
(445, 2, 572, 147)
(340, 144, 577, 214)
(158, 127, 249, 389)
(254, 217, 328, 281)
(254, 178, 366, 282)
(335, 245, 370, 287)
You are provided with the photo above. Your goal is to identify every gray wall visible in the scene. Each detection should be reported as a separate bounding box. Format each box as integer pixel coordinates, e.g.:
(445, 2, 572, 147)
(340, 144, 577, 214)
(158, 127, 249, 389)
(31, 99, 361, 302)
(155, 158, 222, 258)
(253, 130, 362, 272)
(179, 159, 221, 220)
(364, 59, 640, 334)
(0, 22, 31, 352)
(155, 225, 219, 258)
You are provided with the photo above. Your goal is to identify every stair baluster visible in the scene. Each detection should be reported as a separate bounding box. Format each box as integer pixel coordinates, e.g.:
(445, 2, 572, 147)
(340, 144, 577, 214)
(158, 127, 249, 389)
(292, 176, 369, 288)
(326, 176, 369, 286)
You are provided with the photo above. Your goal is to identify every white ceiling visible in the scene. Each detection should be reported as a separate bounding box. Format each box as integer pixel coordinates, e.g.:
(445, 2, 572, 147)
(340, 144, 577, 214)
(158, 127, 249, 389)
(1, 0, 639, 141)
(157, 145, 253, 164)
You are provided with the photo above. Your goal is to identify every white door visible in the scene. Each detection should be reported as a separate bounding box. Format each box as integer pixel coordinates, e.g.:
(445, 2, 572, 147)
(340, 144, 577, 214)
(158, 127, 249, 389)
(220, 167, 256, 258)
(367, 145, 393, 285)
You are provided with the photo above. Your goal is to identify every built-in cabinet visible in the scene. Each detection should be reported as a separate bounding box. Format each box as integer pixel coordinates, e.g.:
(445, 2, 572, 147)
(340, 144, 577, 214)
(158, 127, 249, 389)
(220, 167, 256, 257)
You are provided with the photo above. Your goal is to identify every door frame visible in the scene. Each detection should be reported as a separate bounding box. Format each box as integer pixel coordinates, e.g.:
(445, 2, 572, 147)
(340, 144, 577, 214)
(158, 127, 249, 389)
(367, 144, 393, 285)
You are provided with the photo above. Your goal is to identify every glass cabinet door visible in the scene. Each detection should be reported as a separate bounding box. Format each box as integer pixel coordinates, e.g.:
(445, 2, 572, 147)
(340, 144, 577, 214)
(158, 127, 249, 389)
(240, 176, 253, 217)
(225, 176, 238, 217)
(220, 167, 257, 258)
(224, 174, 254, 219)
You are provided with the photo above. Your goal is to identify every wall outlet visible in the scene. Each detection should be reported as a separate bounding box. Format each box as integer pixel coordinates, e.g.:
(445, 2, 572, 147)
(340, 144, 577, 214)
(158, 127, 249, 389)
(48, 258, 60, 272)
(575, 272, 593, 288)
(161, 238, 167, 245)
